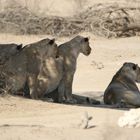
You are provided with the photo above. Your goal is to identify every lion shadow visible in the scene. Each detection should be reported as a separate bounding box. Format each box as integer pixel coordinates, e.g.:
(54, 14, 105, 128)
(4, 90, 130, 110)
(14, 88, 130, 110)
(43, 90, 130, 111)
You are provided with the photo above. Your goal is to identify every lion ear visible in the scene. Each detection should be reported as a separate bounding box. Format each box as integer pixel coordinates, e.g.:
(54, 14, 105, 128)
(48, 39, 55, 45)
(16, 44, 22, 50)
(133, 64, 137, 70)
(84, 37, 89, 42)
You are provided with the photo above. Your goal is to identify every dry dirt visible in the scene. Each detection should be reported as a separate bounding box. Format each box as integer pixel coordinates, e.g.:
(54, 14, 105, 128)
(0, 33, 140, 140)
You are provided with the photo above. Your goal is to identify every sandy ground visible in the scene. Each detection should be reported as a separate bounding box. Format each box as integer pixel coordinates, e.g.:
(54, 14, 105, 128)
(0, 33, 140, 139)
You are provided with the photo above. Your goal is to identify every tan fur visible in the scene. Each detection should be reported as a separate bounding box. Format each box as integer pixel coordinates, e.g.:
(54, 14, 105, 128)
(35, 56, 63, 98)
(0, 43, 22, 65)
(57, 35, 92, 103)
(1, 38, 61, 99)
(104, 62, 140, 107)
(23, 38, 60, 99)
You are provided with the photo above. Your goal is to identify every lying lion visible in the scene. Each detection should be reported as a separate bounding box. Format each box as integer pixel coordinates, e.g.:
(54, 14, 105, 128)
(104, 62, 140, 107)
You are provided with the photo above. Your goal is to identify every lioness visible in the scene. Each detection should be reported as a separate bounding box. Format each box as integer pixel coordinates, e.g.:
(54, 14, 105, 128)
(0, 43, 22, 65)
(104, 62, 140, 107)
(26, 39, 63, 99)
(57, 35, 92, 103)
(1, 38, 61, 99)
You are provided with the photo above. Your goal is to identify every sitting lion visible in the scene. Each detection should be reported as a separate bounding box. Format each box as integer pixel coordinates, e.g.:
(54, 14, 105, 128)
(23, 38, 61, 99)
(45, 36, 100, 104)
(57, 35, 92, 103)
(1, 38, 62, 99)
(104, 62, 140, 107)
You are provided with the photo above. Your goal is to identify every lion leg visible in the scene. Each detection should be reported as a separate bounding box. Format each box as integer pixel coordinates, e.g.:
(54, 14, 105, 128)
(112, 99, 136, 108)
(64, 74, 77, 104)
(122, 91, 140, 107)
(44, 87, 59, 103)
(23, 81, 30, 97)
(27, 75, 38, 99)
(58, 80, 66, 103)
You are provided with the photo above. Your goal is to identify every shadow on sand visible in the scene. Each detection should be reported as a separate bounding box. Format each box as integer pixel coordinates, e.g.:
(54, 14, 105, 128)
(44, 90, 130, 111)
(7, 89, 130, 111)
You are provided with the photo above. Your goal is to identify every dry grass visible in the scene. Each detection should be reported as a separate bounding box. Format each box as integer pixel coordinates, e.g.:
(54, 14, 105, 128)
(0, 1, 140, 38)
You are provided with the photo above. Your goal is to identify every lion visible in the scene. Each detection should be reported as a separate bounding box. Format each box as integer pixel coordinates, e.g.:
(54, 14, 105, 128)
(1, 38, 61, 99)
(45, 35, 100, 104)
(104, 62, 140, 107)
(27, 39, 63, 99)
(0, 43, 22, 89)
(0, 43, 22, 65)
(56, 35, 92, 103)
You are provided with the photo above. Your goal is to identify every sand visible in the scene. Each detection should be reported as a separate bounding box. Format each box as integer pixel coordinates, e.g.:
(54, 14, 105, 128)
(0, 33, 140, 139)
